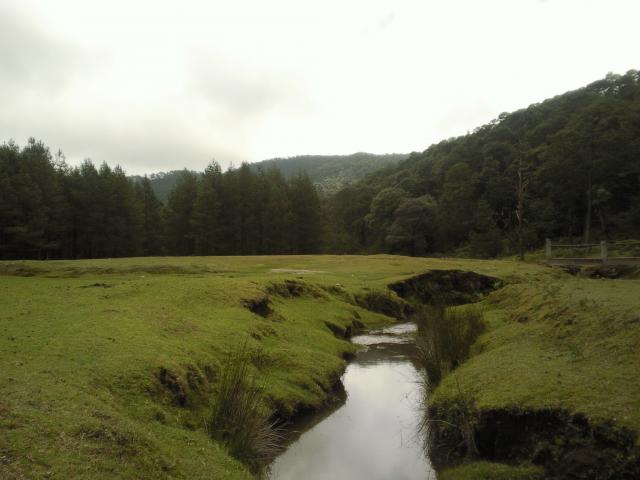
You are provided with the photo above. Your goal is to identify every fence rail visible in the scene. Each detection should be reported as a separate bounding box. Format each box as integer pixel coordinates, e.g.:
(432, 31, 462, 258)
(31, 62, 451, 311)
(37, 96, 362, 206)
(545, 239, 640, 266)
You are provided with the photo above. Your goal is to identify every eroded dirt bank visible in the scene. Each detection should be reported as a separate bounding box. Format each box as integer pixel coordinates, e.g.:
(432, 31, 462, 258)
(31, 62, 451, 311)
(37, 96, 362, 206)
(401, 270, 640, 480)
(429, 404, 640, 479)
(388, 269, 501, 305)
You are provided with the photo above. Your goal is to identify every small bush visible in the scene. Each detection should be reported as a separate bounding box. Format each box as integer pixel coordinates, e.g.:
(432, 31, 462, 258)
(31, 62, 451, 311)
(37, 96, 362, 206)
(420, 383, 480, 463)
(207, 347, 282, 472)
(416, 304, 485, 386)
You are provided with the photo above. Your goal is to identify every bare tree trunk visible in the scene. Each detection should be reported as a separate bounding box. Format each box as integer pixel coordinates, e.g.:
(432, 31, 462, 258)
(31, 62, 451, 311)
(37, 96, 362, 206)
(584, 172, 592, 246)
(598, 206, 607, 241)
(584, 118, 598, 247)
(517, 184, 524, 260)
(515, 149, 528, 261)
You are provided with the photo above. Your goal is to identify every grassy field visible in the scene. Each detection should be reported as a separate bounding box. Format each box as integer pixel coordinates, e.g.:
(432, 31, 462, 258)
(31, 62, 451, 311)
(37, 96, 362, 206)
(432, 276, 640, 428)
(1, 255, 638, 479)
(439, 461, 543, 480)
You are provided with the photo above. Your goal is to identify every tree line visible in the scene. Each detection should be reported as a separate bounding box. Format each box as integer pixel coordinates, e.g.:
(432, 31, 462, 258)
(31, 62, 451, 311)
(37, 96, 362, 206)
(0, 142, 321, 259)
(324, 70, 640, 257)
(1, 70, 639, 260)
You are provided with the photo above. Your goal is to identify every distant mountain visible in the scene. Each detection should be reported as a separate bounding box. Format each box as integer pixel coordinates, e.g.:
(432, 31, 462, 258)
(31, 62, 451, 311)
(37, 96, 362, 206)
(132, 152, 407, 202)
(250, 153, 408, 194)
(130, 170, 201, 203)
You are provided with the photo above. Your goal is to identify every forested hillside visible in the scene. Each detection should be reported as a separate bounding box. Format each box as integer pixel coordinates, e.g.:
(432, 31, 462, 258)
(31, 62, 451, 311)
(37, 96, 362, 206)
(131, 153, 406, 203)
(1, 70, 639, 260)
(325, 70, 640, 256)
(129, 170, 200, 204)
(250, 152, 407, 194)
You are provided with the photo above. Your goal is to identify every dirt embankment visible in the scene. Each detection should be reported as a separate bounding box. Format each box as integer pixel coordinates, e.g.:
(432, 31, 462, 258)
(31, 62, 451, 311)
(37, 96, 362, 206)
(388, 269, 501, 305)
(404, 270, 640, 479)
(429, 404, 640, 479)
(154, 279, 363, 424)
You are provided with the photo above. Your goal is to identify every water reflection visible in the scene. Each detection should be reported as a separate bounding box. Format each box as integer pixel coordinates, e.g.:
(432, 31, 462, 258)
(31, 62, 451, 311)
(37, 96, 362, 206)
(270, 323, 436, 480)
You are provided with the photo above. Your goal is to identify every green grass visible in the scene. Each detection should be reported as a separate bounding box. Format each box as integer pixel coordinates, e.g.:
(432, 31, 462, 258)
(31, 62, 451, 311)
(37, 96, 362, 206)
(1, 254, 638, 479)
(430, 276, 640, 430)
(427, 268, 640, 478)
(440, 461, 543, 480)
(0, 255, 545, 479)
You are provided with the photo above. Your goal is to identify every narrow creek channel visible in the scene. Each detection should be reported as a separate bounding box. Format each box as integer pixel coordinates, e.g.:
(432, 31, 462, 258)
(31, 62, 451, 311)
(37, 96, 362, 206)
(270, 323, 437, 479)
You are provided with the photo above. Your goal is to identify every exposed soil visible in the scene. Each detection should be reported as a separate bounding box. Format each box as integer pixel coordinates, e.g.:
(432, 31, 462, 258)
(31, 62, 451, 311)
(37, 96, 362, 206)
(581, 264, 638, 279)
(242, 295, 273, 317)
(157, 367, 188, 407)
(269, 269, 325, 275)
(557, 264, 639, 279)
(267, 279, 325, 298)
(388, 269, 501, 306)
(324, 319, 365, 339)
(428, 405, 640, 480)
(394, 268, 640, 479)
(354, 290, 413, 319)
(270, 369, 348, 423)
(79, 282, 113, 288)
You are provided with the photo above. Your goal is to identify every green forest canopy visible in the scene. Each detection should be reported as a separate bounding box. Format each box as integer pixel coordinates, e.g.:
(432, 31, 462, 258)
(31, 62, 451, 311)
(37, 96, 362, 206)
(325, 70, 640, 256)
(129, 152, 407, 203)
(1, 70, 638, 260)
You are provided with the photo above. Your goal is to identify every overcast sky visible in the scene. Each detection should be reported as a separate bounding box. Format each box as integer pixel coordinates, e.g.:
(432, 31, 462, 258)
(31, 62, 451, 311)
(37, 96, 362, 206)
(1, 0, 638, 174)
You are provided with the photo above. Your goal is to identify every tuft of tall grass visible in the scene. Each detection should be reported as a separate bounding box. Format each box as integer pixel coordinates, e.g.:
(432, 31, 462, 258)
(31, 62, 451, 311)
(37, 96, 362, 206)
(416, 304, 485, 387)
(207, 346, 283, 473)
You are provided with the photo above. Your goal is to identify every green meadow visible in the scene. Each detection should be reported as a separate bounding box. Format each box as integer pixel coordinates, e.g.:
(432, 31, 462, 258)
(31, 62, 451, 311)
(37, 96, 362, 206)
(433, 271, 640, 479)
(1, 255, 639, 479)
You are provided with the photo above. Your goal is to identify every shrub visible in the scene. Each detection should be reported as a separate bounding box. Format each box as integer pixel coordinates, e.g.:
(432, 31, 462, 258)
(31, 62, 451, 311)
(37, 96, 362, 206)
(207, 346, 282, 472)
(416, 304, 485, 386)
(420, 383, 480, 463)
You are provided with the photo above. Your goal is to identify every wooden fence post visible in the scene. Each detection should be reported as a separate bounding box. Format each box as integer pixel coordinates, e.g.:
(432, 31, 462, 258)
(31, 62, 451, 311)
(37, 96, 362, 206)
(545, 238, 552, 262)
(601, 241, 608, 264)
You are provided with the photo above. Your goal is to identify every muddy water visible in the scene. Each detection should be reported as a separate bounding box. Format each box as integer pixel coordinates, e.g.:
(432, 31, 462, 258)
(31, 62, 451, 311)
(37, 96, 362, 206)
(270, 323, 436, 479)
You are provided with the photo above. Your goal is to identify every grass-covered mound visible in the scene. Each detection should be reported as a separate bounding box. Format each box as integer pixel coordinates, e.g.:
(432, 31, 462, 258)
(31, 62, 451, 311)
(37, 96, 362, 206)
(427, 270, 640, 478)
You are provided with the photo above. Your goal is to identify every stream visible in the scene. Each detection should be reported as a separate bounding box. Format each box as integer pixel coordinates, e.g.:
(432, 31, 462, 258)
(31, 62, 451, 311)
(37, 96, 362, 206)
(270, 323, 437, 479)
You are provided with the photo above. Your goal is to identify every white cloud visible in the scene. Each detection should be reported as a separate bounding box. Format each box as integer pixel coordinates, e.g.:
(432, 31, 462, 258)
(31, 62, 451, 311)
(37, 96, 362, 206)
(0, 0, 638, 174)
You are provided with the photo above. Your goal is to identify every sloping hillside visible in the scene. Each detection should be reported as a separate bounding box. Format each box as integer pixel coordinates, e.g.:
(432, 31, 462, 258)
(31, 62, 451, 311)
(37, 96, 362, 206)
(325, 70, 640, 256)
(250, 152, 407, 194)
(132, 153, 406, 202)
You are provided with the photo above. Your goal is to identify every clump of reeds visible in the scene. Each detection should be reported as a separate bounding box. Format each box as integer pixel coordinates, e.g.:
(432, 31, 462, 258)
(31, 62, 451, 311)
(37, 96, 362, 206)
(415, 304, 485, 387)
(419, 380, 480, 461)
(207, 347, 283, 473)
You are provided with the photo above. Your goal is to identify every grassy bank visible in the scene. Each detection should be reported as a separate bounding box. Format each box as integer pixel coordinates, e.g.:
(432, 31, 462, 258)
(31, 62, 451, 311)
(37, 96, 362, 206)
(430, 270, 640, 478)
(2, 255, 637, 479)
(0, 255, 540, 479)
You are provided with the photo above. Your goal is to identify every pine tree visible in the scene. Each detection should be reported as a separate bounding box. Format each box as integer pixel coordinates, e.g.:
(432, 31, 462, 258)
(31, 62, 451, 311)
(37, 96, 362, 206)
(260, 168, 292, 254)
(192, 162, 223, 255)
(166, 171, 198, 255)
(136, 176, 165, 256)
(289, 173, 322, 253)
